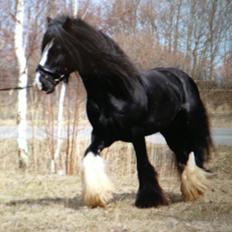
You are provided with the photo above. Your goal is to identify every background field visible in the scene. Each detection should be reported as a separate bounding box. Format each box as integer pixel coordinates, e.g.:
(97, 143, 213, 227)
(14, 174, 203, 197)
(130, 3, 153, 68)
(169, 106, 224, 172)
(0, 144, 231, 232)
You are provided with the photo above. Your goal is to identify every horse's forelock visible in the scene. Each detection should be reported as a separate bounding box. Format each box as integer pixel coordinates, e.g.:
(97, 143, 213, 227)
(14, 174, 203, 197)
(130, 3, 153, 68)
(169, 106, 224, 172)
(42, 16, 67, 50)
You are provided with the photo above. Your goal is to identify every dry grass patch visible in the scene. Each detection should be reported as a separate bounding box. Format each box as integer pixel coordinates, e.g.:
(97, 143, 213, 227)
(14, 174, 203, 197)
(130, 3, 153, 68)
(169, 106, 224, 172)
(0, 146, 231, 232)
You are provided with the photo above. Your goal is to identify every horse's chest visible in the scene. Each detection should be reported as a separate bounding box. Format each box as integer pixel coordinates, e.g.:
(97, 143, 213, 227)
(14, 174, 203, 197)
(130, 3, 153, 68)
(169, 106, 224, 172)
(93, 109, 127, 131)
(87, 99, 133, 137)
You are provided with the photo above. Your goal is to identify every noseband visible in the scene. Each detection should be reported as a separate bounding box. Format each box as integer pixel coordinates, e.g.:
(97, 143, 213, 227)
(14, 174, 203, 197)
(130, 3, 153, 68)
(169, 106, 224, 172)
(36, 64, 69, 84)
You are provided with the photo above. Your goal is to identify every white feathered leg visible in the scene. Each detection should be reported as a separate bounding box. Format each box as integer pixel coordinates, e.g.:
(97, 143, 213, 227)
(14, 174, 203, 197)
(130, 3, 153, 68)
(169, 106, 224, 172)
(81, 152, 114, 207)
(181, 152, 209, 201)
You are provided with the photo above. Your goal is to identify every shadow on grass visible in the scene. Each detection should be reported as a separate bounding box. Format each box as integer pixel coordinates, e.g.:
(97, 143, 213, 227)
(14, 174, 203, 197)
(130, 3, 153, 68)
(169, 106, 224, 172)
(5, 195, 83, 210)
(113, 191, 183, 207)
(114, 191, 183, 201)
(4, 191, 183, 210)
(167, 192, 183, 204)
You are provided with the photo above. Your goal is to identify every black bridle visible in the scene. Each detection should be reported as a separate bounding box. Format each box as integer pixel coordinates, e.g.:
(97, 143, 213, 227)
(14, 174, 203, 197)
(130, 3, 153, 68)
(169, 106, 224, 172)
(36, 64, 69, 84)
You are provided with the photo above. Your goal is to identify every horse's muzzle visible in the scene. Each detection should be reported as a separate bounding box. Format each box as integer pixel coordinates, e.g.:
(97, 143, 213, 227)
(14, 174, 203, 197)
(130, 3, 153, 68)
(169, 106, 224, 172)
(34, 72, 55, 94)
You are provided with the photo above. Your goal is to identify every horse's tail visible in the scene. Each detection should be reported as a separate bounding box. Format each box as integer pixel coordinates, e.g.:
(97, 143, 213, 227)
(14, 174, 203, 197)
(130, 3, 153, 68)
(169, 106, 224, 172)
(181, 72, 213, 164)
(176, 70, 213, 201)
(192, 91, 212, 162)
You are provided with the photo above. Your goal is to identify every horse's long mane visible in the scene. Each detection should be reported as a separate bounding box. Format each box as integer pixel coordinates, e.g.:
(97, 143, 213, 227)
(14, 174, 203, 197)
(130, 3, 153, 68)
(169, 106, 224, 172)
(43, 15, 139, 95)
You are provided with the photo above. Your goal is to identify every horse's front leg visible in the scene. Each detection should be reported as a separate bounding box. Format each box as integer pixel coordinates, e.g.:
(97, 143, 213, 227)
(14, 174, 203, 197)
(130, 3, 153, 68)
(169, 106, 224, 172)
(133, 137, 169, 208)
(81, 134, 113, 208)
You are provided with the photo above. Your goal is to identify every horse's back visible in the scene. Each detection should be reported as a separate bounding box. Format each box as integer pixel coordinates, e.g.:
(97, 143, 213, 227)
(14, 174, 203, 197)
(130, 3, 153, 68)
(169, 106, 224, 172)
(139, 68, 187, 132)
(142, 67, 202, 110)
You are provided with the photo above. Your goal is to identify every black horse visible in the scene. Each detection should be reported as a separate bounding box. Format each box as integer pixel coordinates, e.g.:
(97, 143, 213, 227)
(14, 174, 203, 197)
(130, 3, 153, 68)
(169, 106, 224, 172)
(35, 15, 212, 208)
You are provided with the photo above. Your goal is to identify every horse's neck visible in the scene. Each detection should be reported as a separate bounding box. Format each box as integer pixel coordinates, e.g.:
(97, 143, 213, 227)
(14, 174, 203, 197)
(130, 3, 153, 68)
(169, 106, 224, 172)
(81, 70, 147, 113)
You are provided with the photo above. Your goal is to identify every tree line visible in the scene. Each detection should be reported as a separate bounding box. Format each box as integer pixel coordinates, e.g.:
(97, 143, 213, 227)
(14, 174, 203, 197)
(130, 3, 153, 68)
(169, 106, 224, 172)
(0, 0, 231, 88)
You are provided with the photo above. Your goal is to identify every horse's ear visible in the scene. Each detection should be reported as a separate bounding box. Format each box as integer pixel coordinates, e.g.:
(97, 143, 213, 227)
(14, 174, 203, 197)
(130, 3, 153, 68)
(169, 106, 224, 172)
(63, 17, 73, 30)
(47, 17, 52, 24)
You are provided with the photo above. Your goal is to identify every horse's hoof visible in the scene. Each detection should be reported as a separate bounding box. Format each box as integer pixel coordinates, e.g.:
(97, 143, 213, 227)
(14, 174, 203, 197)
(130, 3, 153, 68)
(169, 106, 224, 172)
(83, 189, 113, 208)
(135, 189, 169, 208)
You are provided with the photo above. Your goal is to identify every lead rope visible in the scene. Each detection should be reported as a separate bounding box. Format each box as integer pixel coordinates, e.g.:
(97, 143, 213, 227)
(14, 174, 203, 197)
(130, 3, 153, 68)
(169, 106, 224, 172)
(0, 85, 33, 91)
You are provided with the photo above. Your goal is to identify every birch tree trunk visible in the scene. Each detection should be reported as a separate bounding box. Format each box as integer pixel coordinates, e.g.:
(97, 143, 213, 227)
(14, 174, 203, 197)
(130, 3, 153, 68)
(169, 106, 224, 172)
(51, 83, 66, 174)
(14, 0, 29, 169)
(173, 0, 182, 53)
(73, 0, 79, 17)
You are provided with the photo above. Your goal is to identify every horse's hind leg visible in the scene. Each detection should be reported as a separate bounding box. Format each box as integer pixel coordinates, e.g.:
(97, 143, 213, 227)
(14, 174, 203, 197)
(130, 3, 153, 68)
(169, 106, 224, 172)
(180, 151, 210, 201)
(133, 137, 169, 208)
(161, 112, 210, 202)
(81, 135, 113, 208)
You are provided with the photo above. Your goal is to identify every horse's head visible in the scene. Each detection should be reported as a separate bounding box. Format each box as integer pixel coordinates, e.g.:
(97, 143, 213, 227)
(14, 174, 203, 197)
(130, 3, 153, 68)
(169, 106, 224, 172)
(35, 15, 137, 94)
(34, 17, 75, 94)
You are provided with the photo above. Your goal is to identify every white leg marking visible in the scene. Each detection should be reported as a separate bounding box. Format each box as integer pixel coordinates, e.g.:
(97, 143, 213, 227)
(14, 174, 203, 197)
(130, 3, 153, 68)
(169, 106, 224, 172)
(81, 152, 114, 207)
(181, 152, 209, 201)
